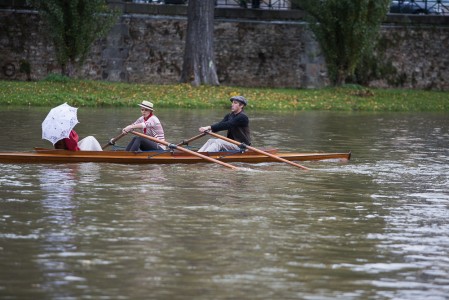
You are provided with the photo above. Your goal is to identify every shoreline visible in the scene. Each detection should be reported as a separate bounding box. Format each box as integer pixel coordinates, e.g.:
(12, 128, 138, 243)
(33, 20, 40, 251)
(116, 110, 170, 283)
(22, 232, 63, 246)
(1, 79, 448, 112)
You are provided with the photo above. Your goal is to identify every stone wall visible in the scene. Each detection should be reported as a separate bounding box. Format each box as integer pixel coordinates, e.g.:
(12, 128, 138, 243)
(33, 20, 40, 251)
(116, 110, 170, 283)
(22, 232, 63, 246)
(0, 9, 448, 90)
(374, 25, 449, 90)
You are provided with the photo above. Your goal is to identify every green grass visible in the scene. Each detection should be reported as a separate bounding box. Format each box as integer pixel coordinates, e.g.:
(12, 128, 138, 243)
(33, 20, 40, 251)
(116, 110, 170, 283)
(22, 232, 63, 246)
(1, 79, 448, 111)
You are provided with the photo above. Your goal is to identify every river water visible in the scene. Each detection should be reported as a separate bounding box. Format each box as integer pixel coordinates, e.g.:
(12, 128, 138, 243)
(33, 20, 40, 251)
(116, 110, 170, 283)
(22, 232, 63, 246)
(0, 107, 448, 299)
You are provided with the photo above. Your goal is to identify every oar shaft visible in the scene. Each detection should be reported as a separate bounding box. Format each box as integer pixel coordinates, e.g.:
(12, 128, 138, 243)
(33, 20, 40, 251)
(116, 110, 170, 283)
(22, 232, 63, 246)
(131, 131, 238, 170)
(205, 131, 310, 170)
(176, 133, 206, 146)
(102, 132, 127, 150)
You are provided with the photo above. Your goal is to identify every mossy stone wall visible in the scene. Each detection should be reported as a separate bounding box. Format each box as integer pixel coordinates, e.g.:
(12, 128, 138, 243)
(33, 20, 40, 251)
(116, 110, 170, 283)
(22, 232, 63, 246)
(0, 10, 448, 90)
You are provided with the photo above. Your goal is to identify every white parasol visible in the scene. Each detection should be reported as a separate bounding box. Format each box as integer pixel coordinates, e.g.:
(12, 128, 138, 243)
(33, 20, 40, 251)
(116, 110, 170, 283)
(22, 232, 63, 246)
(42, 103, 79, 145)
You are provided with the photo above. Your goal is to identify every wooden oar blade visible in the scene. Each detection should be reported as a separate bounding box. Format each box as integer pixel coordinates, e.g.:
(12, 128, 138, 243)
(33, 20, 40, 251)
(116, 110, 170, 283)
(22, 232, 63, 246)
(205, 131, 310, 170)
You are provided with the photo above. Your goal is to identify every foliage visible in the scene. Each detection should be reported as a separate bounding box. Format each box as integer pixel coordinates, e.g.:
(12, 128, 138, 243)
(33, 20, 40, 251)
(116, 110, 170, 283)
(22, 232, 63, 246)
(30, 0, 119, 76)
(19, 60, 31, 74)
(19, 60, 31, 81)
(43, 73, 71, 83)
(293, 0, 391, 86)
(0, 80, 448, 112)
(351, 49, 397, 86)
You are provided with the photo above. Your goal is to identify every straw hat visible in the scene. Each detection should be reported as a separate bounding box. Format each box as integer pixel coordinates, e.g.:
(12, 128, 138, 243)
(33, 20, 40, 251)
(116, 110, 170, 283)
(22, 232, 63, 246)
(138, 100, 154, 111)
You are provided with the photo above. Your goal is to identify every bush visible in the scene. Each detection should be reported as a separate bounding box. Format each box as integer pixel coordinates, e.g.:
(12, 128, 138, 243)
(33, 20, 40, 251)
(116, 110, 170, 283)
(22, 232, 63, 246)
(43, 73, 71, 83)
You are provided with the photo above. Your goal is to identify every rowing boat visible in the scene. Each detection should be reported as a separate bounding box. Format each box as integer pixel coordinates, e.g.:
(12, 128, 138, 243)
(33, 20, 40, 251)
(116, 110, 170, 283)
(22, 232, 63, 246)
(0, 148, 351, 164)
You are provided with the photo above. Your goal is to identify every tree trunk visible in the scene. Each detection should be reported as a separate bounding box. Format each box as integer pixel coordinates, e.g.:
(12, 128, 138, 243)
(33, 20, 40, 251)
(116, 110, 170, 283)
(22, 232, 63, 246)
(180, 0, 219, 86)
(336, 68, 347, 86)
(60, 61, 76, 77)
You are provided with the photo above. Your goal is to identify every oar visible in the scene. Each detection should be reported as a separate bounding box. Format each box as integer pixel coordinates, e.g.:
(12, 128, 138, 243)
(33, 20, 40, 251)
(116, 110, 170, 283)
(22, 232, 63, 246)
(102, 132, 127, 150)
(131, 131, 239, 170)
(176, 133, 206, 146)
(205, 131, 310, 170)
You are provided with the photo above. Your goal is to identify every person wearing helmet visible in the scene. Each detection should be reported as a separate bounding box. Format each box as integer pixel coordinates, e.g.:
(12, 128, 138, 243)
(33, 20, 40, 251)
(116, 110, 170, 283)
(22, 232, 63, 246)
(198, 96, 251, 152)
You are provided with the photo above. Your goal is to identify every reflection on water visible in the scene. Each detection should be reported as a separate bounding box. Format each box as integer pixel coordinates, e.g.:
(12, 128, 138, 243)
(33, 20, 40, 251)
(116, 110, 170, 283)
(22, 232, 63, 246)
(0, 109, 448, 299)
(38, 166, 81, 294)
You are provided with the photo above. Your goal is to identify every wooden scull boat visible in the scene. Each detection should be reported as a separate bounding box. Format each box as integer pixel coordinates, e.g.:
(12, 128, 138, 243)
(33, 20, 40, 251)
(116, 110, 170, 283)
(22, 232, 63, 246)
(0, 148, 351, 165)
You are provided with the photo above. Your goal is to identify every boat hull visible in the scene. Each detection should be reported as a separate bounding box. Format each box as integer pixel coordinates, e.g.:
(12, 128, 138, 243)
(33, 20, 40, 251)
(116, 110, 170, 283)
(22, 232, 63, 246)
(0, 149, 351, 164)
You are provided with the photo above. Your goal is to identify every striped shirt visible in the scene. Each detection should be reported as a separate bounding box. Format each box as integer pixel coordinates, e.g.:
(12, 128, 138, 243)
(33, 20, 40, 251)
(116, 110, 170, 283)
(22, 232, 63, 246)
(132, 115, 166, 149)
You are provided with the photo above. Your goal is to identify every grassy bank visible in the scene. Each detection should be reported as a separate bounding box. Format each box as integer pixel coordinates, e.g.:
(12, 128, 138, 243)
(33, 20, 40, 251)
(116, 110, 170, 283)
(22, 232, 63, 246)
(1, 79, 448, 111)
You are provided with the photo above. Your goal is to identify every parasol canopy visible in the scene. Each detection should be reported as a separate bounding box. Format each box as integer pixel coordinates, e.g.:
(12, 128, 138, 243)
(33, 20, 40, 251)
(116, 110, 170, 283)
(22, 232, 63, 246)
(42, 103, 79, 145)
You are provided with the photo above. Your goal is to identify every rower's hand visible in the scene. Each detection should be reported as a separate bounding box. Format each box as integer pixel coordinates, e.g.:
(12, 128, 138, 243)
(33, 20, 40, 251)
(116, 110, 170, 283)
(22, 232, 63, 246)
(122, 125, 133, 134)
(199, 126, 211, 133)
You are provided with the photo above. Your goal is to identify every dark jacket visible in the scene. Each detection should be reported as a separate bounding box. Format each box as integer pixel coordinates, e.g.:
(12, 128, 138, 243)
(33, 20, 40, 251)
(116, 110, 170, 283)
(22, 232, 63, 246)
(211, 111, 251, 145)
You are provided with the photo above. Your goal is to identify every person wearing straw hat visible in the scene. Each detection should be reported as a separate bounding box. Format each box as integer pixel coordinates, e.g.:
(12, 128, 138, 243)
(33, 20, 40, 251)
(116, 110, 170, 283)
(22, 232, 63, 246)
(198, 96, 251, 152)
(122, 100, 166, 151)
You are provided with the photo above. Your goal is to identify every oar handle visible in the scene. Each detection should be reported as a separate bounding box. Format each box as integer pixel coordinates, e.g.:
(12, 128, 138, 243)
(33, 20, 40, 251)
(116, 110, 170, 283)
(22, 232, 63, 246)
(205, 131, 310, 170)
(131, 131, 239, 170)
(176, 132, 206, 146)
(102, 132, 127, 150)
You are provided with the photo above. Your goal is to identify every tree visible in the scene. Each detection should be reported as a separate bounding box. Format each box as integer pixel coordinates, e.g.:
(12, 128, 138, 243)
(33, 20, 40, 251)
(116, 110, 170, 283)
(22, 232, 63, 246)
(293, 0, 390, 85)
(180, 0, 219, 86)
(31, 0, 118, 77)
